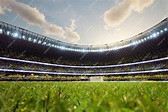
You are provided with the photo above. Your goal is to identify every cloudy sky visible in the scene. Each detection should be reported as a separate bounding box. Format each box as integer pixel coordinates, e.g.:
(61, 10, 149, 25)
(0, 0, 168, 45)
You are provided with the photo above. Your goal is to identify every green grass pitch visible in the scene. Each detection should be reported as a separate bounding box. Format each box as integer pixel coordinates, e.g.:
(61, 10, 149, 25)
(0, 82, 168, 112)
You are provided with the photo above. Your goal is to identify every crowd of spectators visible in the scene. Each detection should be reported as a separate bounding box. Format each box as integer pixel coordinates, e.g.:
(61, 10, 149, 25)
(0, 59, 168, 73)
(0, 73, 167, 81)
(0, 50, 168, 66)
(0, 50, 168, 81)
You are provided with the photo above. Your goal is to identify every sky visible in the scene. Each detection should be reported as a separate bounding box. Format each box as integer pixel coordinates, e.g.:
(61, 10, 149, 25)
(0, 0, 168, 45)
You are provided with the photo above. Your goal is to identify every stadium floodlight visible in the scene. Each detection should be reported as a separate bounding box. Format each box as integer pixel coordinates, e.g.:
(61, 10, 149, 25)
(157, 32, 160, 35)
(81, 49, 87, 52)
(42, 42, 46, 45)
(113, 47, 119, 50)
(33, 39, 37, 43)
(66, 48, 71, 51)
(98, 49, 105, 52)
(131, 42, 136, 45)
(60, 46, 65, 50)
(74, 48, 78, 51)
(164, 28, 167, 31)
(38, 40, 42, 44)
(77, 49, 81, 52)
(147, 36, 150, 39)
(28, 37, 32, 41)
(57, 46, 61, 49)
(48, 43, 51, 46)
(67, 47, 72, 51)
(0, 29, 2, 34)
(133, 42, 137, 45)
(54, 45, 58, 48)
(22, 35, 25, 39)
(150, 35, 153, 38)
(152, 33, 157, 38)
(7, 31, 10, 35)
(160, 30, 163, 33)
(13, 32, 18, 38)
(138, 40, 141, 43)
(141, 39, 144, 42)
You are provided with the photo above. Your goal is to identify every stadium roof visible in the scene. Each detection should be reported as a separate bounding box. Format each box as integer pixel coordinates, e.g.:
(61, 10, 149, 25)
(0, 18, 168, 52)
(0, 18, 168, 63)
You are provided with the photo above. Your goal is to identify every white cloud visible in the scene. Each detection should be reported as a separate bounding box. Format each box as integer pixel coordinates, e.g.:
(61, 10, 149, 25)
(0, 0, 82, 43)
(103, 0, 155, 28)
(45, 24, 64, 37)
(0, 0, 64, 38)
(133, 0, 155, 12)
(0, 0, 47, 26)
(65, 19, 80, 43)
(0, 6, 4, 14)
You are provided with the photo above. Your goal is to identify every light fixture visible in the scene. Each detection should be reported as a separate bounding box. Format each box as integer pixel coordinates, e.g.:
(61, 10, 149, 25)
(42, 42, 46, 45)
(38, 40, 42, 44)
(28, 37, 32, 41)
(7, 31, 10, 35)
(152, 33, 157, 38)
(60, 46, 65, 50)
(33, 39, 37, 43)
(13, 32, 18, 37)
(48, 43, 51, 46)
(0, 29, 2, 34)
(22, 36, 25, 39)
(160, 30, 163, 33)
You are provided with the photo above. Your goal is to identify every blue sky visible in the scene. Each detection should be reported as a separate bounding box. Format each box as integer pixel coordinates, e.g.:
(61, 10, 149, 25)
(0, 0, 168, 45)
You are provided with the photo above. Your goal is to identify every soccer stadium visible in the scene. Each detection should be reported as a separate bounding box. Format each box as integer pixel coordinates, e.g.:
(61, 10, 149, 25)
(0, 0, 168, 111)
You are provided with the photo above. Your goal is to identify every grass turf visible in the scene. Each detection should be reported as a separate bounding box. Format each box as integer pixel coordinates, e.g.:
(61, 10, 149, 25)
(0, 82, 168, 112)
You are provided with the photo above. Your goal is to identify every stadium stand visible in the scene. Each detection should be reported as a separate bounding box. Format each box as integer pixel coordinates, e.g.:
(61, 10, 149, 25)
(0, 17, 168, 81)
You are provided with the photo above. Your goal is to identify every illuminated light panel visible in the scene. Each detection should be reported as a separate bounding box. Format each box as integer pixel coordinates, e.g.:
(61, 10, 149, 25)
(48, 43, 51, 46)
(28, 37, 32, 41)
(60, 46, 65, 50)
(81, 49, 87, 52)
(160, 30, 163, 33)
(98, 49, 105, 52)
(150, 35, 153, 38)
(152, 33, 157, 38)
(13, 32, 18, 37)
(38, 40, 42, 44)
(7, 31, 10, 35)
(33, 39, 37, 43)
(147, 36, 150, 39)
(42, 42, 46, 45)
(0, 29, 2, 34)
(0, 68, 168, 76)
(22, 36, 25, 39)
(132, 42, 137, 45)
